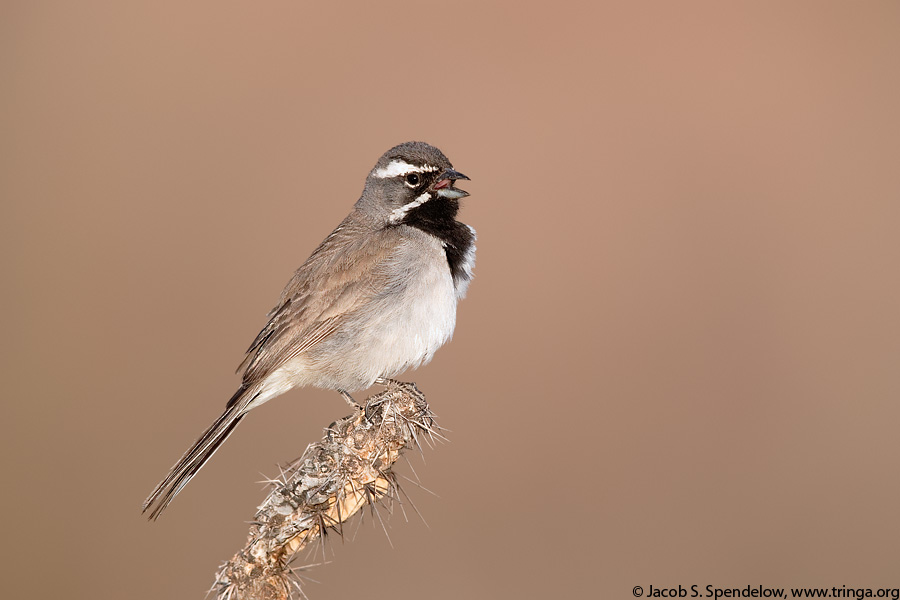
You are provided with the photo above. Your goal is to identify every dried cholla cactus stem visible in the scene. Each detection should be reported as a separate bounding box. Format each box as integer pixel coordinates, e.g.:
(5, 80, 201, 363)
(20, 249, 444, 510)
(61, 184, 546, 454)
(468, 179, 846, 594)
(214, 380, 437, 600)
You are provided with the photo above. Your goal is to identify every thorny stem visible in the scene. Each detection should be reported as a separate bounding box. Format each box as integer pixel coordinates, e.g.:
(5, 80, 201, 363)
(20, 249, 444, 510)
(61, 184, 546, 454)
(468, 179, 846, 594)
(213, 381, 436, 600)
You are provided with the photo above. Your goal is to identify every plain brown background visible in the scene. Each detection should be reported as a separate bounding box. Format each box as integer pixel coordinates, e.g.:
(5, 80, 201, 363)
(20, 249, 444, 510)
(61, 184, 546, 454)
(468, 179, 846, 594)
(3, 2, 900, 599)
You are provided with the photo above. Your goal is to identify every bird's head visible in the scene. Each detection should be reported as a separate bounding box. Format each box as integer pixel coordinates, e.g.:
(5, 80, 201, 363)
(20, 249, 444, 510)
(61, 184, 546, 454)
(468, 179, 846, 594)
(360, 141, 470, 225)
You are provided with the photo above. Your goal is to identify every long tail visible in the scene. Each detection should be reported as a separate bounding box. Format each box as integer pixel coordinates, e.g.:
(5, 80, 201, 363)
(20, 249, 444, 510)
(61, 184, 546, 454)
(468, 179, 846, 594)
(142, 385, 255, 520)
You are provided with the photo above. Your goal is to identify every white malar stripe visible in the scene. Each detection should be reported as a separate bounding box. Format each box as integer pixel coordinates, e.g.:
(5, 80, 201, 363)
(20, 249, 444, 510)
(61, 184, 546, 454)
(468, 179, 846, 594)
(388, 192, 432, 223)
(372, 160, 441, 179)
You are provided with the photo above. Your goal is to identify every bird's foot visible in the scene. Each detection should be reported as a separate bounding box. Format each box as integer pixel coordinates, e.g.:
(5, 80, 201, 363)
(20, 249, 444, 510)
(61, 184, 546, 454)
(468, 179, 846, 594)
(338, 389, 363, 411)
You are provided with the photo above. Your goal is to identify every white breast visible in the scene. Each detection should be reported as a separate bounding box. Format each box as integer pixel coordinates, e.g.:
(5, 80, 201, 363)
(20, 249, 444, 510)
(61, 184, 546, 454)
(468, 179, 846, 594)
(368, 233, 458, 379)
(289, 230, 458, 392)
(253, 229, 467, 400)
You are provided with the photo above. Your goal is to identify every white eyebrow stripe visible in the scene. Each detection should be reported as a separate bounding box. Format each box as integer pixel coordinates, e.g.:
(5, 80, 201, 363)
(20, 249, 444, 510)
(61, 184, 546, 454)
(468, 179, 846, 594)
(372, 160, 441, 179)
(388, 191, 432, 223)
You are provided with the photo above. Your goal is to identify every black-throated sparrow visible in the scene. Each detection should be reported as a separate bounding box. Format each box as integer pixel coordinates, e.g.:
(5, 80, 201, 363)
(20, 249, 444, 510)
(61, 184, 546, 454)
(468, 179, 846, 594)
(143, 142, 475, 519)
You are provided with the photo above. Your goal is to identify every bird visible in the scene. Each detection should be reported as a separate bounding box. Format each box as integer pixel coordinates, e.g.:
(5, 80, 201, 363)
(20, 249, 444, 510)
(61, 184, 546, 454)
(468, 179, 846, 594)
(143, 141, 476, 519)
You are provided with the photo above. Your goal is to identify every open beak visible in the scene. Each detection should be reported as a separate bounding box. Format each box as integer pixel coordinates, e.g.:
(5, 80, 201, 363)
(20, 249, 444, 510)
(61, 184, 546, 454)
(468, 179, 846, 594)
(432, 169, 470, 199)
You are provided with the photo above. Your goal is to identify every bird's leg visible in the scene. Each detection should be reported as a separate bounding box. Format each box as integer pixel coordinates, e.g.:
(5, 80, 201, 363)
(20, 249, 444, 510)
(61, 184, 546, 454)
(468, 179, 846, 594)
(338, 389, 362, 410)
(375, 377, 403, 387)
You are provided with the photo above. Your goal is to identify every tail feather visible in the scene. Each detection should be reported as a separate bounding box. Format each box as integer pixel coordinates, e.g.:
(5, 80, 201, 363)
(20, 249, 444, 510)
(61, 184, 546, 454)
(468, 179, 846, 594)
(142, 386, 254, 520)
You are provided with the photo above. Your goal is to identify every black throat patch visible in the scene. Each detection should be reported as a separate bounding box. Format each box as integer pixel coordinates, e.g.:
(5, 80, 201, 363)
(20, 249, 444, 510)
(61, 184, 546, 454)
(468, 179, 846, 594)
(400, 197, 474, 285)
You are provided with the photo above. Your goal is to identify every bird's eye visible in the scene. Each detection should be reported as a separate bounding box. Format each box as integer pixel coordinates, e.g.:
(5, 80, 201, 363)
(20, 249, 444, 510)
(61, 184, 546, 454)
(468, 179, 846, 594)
(405, 173, 420, 186)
